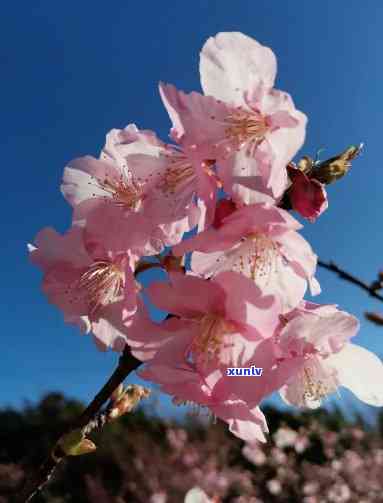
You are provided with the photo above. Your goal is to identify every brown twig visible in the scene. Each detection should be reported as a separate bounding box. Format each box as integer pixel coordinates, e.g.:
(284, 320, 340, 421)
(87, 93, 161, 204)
(365, 312, 383, 326)
(15, 347, 141, 503)
(318, 260, 383, 302)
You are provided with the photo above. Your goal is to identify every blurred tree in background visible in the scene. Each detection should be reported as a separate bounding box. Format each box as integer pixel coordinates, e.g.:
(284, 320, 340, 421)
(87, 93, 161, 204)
(1, 393, 383, 502)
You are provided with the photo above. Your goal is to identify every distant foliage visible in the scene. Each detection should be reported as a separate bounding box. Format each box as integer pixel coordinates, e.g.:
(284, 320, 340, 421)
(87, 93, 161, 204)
(1, 393, 383, 502)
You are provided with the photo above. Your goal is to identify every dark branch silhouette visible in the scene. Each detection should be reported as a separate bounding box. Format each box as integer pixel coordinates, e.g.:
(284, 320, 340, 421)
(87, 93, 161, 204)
(16, 347, 141, 503)
(318, 260, 383, 302)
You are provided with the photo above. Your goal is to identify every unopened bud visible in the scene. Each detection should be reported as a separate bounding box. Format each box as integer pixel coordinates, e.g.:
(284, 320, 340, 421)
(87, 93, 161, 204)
(286, 165, 328, 222)
(108, 384, 150, 420)
(58, 429, 97, 457)
(313, 144, 363, 184)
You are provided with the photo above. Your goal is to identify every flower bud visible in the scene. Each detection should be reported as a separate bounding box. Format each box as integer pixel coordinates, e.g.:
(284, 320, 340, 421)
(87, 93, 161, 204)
(287, 165, 328, 222)
(58, 429, 97, 457)
(108, 384, 150, 420)
(313, 144, 363, 184)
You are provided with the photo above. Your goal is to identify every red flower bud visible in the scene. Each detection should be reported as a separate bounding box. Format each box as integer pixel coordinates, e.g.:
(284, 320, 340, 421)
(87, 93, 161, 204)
(287, 166, 328, 222)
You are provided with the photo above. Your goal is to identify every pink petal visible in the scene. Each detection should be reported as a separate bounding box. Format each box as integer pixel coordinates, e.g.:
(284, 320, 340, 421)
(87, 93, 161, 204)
(159, 82, 229, 155)
(217, 148, 281, 206)
(213, 271, 282, 334)
(61, 156, 120, 208)
(212, 401, 269, 443)
(327, 343, 383, 406)
(29, 226, 90, 270)
(146, 272, 226, 319)
(277, 230, 318, 286)
(200, 32, 277, 105)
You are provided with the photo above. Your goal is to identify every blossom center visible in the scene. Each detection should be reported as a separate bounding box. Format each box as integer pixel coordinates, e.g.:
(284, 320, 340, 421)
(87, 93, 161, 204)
(78, 260, 125, 315)
(101, 176, 143, 211)
(159, 151, 195, 194)
(234, 233, 280, 281)
(224, 108, 269, 151)
(193, 314, 234, 362)
(301, 361, 338, 407)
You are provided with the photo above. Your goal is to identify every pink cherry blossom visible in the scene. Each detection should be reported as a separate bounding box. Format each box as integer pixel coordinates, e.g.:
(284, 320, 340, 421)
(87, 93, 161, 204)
(210, 336, 305, 410)
(287, 164, 328, 221)
(142, 270, 282, 369)
(173, 202, 320, 311)
(159, 82, 304, 205)
(28, 226, 138, 350)
(61, 124, 200, 246)
(277, 302, 383, 408)
(62, 125, 162, 221)
(132, 314, 270, 444)
(159, 32, 306, 206)
(200, 32, 307, 203)
(122, 271, 287, 443)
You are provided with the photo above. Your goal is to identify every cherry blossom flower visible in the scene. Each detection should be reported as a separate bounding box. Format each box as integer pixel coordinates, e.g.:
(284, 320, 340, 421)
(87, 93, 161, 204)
(124, 271, 283, 443)
(140, 353, 270, 445)
(28, 226, 137, 350)
(277, 302, 383, 408)
(159, 32, 306, 207)
(173, 202, 320, 311)
(200, 32, 306, 202)
(130, 314, 271, 444)
(131, 270, 282, 369)
(61, 124, 200, 246)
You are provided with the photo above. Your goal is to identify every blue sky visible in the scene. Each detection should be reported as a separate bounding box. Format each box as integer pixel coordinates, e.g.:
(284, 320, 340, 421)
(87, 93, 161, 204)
(2, 1, 383, 420)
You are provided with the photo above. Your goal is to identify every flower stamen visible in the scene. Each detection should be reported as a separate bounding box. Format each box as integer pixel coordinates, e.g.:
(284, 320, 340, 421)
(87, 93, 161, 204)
(78, 260, 125, 315)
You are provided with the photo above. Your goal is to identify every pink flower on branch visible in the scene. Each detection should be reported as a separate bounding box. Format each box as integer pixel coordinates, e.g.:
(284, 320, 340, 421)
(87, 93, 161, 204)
(26, 30, 381, 472)
(28, 226, 138, 351)
(277, 302, 383, 408)
(62, 124, 200, 246)
(141, 271, 282, 368)
(174, 202, 320, 311)
(160, 32, 306, 207)
(133, 328, 271, 444)
(122, 271, 288, 443)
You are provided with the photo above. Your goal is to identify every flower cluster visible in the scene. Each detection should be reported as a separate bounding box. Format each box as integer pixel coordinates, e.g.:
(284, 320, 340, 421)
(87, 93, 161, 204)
(29, 32, 383, 444)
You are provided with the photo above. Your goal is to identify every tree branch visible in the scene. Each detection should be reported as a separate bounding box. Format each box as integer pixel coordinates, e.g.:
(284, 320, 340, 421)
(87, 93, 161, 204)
(15, 347, 141, 503)
(318, 260, 383, 302)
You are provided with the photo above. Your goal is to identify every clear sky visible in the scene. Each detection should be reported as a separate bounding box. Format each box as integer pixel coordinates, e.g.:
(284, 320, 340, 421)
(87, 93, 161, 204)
(2, 1, 383, 420)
